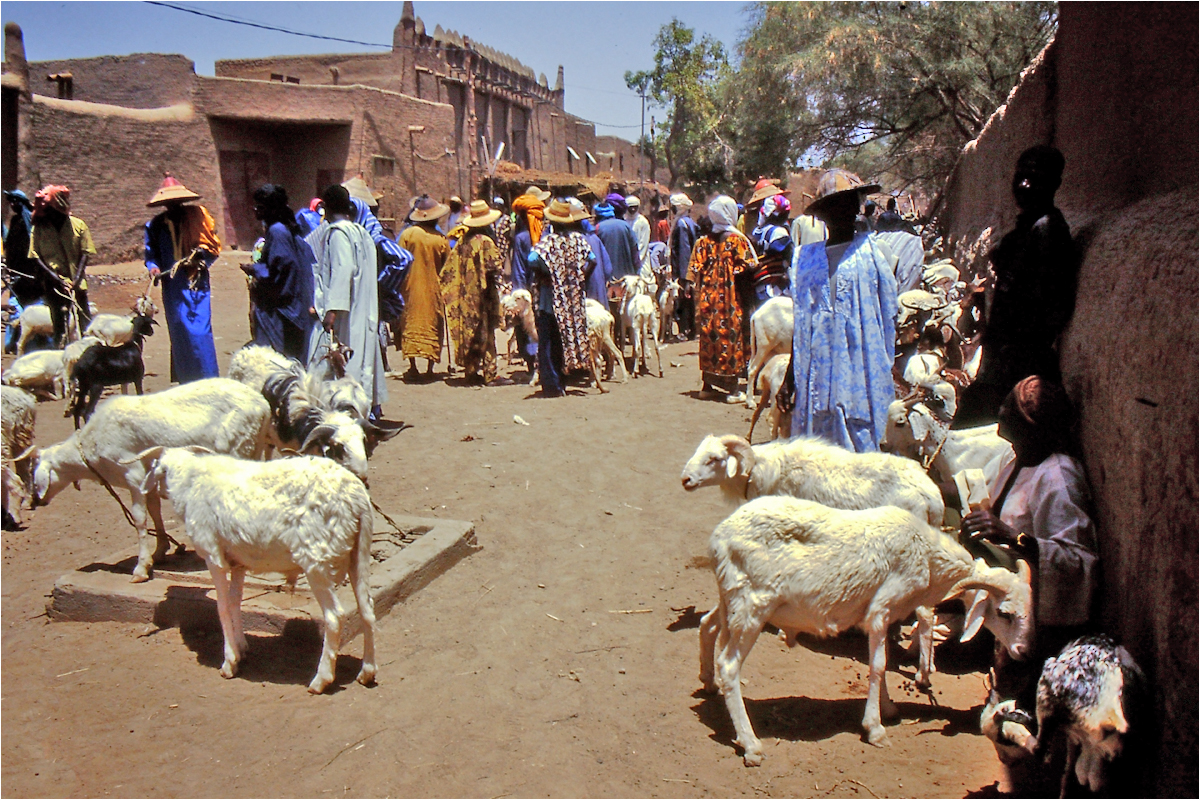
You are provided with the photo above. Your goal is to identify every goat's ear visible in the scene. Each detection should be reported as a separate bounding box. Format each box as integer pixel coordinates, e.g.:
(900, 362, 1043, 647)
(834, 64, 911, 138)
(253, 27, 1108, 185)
(910, 408, 936, 444)
(961, 589, 989, 643)
(361, 420, 410, 457)
(726, 456, 739, 480)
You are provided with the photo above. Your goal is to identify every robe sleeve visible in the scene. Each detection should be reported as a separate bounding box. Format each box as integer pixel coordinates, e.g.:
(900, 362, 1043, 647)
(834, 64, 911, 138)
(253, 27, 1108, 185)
(144, 220, 161, 273)
(323, 227, 354, 314)
(1030, 458, 1099, 627)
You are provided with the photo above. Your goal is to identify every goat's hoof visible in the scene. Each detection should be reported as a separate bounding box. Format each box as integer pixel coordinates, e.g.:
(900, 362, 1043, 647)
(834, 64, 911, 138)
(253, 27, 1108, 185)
(699, 678, 718, 695)
(129, 571, 152, 584)
(866, 728, 891, 747)
(740, 747, 764, 767)
(356, 666, 377, 686)
(307, 676, 332, 694)
(219, 661, 238, 680)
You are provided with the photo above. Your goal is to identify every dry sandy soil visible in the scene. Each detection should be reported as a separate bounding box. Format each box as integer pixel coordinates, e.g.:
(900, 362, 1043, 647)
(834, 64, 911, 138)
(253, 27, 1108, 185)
(2, 255, 1008, 798)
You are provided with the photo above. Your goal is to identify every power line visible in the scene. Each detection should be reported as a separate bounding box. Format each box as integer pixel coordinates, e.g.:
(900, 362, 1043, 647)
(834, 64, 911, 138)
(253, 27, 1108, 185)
(145, 1, 394, 49)
(146, 1, 644, 130)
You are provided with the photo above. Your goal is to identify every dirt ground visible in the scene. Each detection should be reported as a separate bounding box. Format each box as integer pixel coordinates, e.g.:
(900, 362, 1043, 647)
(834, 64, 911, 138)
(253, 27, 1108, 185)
(2, 255, 1008, 798)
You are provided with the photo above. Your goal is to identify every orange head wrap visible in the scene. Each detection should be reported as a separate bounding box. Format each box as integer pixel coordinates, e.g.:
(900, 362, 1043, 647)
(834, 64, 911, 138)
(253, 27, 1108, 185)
(512, 194, 545, 245)
(32, 185, 71, 221)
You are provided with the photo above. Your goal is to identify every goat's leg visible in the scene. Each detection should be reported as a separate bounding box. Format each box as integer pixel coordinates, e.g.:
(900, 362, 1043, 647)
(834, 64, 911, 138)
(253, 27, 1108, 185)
(863, 626, 895, 746)
(589, 346, 609, 394)
(145, 490, 172, 562)
(348, 548, 378, 686)
(649, 324, 663, 378)
(128, 487, 156, 583)
(206, 561, 242, 678)
(747, 389, 769, 443)
(698, 603, 722, 693)
(229, 565, 249, 659)
(603, 331, 627, 383)
(306, 571, 344, 694)
(1061, 738, 1080, 799)
(914, 605, 935, 689)
(716, 614, 768, 766)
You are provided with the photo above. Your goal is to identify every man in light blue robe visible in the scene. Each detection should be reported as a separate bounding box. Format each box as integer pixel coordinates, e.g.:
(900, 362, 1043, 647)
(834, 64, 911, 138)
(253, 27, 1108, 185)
(788, 170, 898, 453)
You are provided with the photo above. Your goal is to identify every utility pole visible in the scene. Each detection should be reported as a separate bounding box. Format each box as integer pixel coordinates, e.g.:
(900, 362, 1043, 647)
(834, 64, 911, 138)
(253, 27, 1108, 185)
(638, 88, 646, 187)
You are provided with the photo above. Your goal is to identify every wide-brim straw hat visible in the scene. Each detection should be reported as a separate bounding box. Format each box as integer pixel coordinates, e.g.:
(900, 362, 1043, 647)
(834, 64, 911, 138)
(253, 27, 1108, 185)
(462, 199, 502, 228)
(806, 169, 881, 216)
(342, 176, 384, 206)
(410, 194, 451, 222)
(147, 174, 201, 207)
(746, 178, 790, 208)
(544, 198, 581, 225)
(523, 185, 551, 202)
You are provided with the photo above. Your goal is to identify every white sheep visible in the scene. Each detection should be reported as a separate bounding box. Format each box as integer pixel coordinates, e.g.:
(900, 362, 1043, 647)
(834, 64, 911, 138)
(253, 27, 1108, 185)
(15, 304, 55, 356)
(700, 495, 1034, 764)
(2, 350, 66, 399)
(745, 296, 793, 409)
(681, 433, 945, 527)
(881, 399, 1013, 488)
(135, 446, 377, 693)
(746, 353, 790, 443)
(583, 298, 628, 391)
(1, 386, 37, 529)
(31, 378, 274, 582)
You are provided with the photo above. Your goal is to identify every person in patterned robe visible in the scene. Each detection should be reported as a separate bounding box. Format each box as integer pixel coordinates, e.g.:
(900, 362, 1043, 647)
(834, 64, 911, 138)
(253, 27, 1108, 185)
(441, 200, 509, 385)
(688, 195, 758, 402)
(526, 199, 596, 397)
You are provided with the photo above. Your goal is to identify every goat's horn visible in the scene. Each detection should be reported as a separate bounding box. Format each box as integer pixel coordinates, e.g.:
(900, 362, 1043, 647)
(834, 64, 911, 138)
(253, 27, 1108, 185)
(300, 424, 337, 453)
(119, 445, 166, 466)
(12, 444, 37, 462)
(720, 434, 757, 472)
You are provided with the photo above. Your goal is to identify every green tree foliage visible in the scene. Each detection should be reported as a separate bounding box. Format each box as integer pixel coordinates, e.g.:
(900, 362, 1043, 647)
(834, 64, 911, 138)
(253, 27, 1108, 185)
(625, 20, 729, 190)
(732, 1, 1057, 195)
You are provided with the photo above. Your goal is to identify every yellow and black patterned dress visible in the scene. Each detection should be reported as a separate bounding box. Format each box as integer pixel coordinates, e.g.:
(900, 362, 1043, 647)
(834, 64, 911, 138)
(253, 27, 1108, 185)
(442, 231, 503, 382)
(531, 231, 591, 372)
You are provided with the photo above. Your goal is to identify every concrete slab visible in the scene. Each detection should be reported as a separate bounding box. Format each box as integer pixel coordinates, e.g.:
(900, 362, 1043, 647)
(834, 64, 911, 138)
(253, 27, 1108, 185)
(47, 514, 479, 645)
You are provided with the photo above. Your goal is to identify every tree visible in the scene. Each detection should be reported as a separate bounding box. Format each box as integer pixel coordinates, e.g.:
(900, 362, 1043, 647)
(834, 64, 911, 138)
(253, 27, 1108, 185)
(625, 20, 729, 190)
(733, 2, 1057, 196)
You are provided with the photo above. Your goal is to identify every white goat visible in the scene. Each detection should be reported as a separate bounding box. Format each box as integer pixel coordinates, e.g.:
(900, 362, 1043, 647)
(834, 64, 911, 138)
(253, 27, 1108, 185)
(657, 278, 680, 342)
(227, 344, 292, 392)
(1, 386, 37, 529)
(681, 433, 945, 527)
(500, 289, 538, 383)
(700, 496, 1034, 764)
(31, 378, 273, 582)
(84, 308, 156, 348)
(15, 304, 55, 356)
(2, 350, 66, 399)
(745, 296, 793, 409)
(881, 399, 1013, 488)
(136, 446, 376, 693)
(584, 298, 628, 391)
(61, 336, 102, 404)
(620, 275, 662, 378)
(747, 353, 790, 443)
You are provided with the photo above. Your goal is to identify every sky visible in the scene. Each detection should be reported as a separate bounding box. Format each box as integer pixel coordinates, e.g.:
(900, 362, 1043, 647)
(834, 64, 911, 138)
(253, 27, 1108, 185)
(1, 1, 754, 139)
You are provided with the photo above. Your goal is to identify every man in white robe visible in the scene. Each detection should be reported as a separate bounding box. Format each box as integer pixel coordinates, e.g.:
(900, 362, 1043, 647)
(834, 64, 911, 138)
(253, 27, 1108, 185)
(306, 185, 388, 416)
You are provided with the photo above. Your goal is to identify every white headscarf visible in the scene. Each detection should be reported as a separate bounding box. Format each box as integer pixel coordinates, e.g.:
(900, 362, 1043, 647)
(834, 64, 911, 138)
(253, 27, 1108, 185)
(708, 195, 739, 234)
(669, 192, 693, 210)
(707, 195, 758, 260)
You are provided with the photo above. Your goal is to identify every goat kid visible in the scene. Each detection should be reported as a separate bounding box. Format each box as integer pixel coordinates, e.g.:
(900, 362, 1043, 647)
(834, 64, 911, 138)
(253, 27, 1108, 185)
(745, 296, 793, 409)
(619, 275, 662, 378)
(68, 314, 155, 428)
(583, 298, 628, 392)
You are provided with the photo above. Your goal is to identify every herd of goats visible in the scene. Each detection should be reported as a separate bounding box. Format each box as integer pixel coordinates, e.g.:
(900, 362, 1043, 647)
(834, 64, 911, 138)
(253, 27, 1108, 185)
(0, 256, 1140, 795)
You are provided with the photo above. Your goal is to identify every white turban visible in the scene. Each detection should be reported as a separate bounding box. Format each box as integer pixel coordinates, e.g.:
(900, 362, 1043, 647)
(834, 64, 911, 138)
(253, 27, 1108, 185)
(669, 192, 693, 210)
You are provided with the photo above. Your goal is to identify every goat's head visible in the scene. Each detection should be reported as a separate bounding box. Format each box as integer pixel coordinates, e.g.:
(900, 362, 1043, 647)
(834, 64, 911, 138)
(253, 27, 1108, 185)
(29, 443, 66, 508)
(980, 691, 1038, 765)
(132, 295, 158, 319)
(299, 411, 371, 481)
(955, 558, 1035, 662)
(880, 396, 929, 456)
(681, 434, 757, 491)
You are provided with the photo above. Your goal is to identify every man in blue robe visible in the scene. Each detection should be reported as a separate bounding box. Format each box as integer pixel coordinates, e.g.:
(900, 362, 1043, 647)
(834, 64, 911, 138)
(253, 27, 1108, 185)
(787, 170, 898, 453)
(144, 175, 221, 382)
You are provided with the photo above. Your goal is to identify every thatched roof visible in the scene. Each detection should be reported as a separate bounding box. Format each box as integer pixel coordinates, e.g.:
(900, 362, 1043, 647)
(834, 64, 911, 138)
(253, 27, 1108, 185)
(485, 162, 670, 204)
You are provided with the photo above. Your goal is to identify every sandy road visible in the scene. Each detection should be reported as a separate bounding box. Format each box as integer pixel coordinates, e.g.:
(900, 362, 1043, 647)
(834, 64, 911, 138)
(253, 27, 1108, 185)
(1, 255, 1005, 798)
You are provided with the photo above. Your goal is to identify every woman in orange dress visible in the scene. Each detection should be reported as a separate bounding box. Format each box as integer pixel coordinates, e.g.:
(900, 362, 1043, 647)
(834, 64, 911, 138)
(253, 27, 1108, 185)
(688, 195, 758, 402)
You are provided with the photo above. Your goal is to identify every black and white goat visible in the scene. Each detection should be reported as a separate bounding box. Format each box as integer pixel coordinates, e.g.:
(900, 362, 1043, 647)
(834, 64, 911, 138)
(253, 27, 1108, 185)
(68, 314, 156, 428)
(261, 366, 404, 482)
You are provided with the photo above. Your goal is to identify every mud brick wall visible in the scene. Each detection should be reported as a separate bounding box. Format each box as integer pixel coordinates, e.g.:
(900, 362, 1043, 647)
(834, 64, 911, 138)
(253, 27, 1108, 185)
(30, 53, 196, 109)
(936, 4, 1198, 794)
